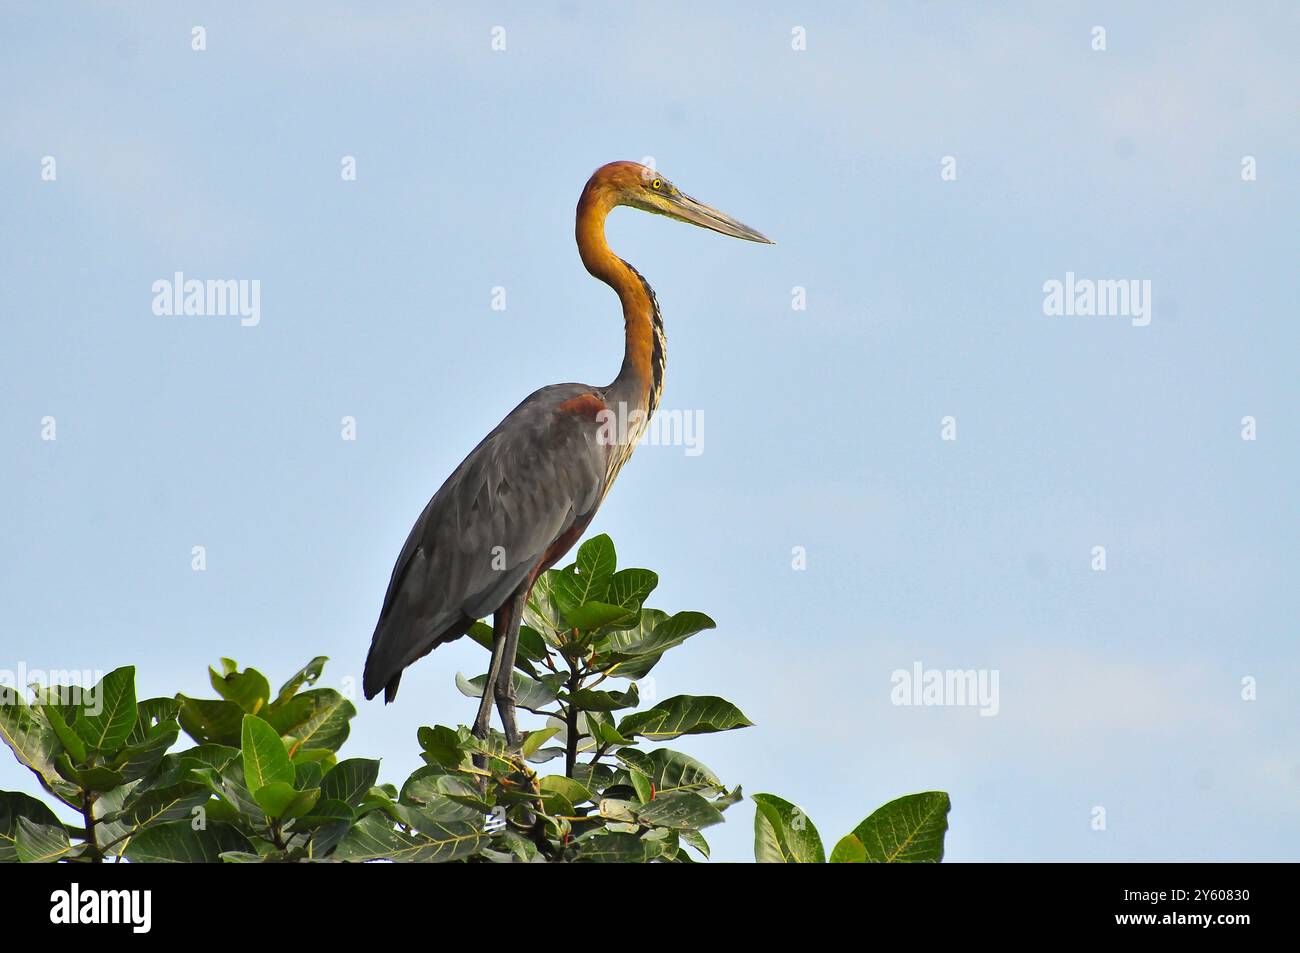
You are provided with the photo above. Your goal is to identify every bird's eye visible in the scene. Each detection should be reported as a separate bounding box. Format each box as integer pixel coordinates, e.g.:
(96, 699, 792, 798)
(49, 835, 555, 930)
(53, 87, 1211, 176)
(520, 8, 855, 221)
(651, 178, 663, 190)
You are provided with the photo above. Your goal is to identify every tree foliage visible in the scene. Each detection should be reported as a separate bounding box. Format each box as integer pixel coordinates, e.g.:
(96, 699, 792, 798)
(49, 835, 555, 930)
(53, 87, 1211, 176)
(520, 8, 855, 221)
(0, 535, 950, 863)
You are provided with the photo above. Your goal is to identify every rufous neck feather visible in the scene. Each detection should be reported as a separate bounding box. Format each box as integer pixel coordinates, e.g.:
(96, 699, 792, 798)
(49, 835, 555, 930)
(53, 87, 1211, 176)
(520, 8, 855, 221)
(575, 184, 664, 413)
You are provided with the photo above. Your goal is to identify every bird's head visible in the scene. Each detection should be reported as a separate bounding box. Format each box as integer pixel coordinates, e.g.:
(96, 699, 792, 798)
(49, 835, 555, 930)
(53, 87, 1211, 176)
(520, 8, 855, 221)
(583, 160, 774, 244)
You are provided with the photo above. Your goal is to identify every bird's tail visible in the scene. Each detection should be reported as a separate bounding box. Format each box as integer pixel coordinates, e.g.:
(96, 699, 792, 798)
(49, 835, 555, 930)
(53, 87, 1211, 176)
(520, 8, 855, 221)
(363, 612, 473, 703)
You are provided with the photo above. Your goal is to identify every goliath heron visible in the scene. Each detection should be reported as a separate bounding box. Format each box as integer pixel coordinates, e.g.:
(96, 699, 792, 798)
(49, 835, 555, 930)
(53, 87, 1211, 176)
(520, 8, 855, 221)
(363, 161, 772, 746)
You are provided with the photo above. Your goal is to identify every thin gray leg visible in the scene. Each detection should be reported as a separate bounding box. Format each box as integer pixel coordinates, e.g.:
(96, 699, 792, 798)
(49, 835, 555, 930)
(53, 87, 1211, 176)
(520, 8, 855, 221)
(473, 627, 508, 741)
(494, 588, 528, 749)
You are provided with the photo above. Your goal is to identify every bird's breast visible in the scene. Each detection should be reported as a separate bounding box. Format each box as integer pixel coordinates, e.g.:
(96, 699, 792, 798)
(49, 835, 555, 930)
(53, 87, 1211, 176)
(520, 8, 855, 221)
(593, 397, 652, 500)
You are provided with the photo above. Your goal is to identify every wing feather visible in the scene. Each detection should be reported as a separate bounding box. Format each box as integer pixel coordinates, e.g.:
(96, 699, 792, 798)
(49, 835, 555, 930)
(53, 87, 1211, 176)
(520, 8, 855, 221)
(363, 384, 607, 701)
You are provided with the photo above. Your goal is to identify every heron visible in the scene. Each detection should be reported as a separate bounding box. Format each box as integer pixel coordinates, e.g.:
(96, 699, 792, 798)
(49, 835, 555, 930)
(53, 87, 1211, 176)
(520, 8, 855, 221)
(362, 161, 772, 747)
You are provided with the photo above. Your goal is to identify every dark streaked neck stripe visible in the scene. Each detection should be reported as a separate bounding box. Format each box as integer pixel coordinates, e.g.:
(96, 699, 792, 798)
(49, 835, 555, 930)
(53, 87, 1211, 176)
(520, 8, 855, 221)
(625, 263, 665, 419)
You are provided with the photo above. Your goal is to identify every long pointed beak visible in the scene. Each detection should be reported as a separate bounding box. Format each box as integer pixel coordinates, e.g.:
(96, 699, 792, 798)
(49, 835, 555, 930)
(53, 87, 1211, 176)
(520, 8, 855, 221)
(668, 192, 775, 244)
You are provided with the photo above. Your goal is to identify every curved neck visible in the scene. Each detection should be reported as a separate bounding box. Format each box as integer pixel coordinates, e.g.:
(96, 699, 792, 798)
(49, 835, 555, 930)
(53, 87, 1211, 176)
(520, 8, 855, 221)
(576, 187, 664, 416)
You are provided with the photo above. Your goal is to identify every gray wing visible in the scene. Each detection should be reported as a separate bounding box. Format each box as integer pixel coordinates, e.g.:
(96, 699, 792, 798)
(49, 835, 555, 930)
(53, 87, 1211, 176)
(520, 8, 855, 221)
(363, 383, 608, 701)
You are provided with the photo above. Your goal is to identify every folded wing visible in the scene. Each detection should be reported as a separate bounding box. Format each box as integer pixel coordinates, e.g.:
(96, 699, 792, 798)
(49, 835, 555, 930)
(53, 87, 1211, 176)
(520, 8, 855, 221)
(363, 384, 608, 702)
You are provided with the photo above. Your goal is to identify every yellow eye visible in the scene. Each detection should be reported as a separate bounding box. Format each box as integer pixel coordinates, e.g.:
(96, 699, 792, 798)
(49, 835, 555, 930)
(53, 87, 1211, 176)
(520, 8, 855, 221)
(651, 178, 662, 190)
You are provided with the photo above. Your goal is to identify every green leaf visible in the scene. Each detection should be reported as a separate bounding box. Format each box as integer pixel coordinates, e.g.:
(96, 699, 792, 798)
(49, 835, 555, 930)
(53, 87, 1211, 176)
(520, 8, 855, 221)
(575, 711, 625, 749)
(38, 703, 86, 764)
(597, 798, 639, 824)
(615, 748, 725, 796)
(634, 611, 716, 655)
(126, 697, 181, 744)
(90, 782, 142, 857)
(208, 664, 271, 714)
(0, 791, 64, 863)
(618, 695, 753, 741)
(295, 798, 354, 830)
(571, 830, 644, 862)
(320, 759, 380, 808)
(456, 671, 558, 715)
(538, 790, 575, 819)
(715, 784, 744, 811)
(175, 695, 244, 746)
(570, 684, 639, 712)
(576, 532, 618, 577)
(521, 726, 561, 760)
(495, 829, 539, 863)
(195, 762, 262, 821)
(397, 796, 489, 834)
(679, 828, 710, 860)
(123, 820, 253, 863)
(54, 755, 125, 793)
(117, 699, 182, 782)
(571, 762, 616, 793)
(515, 626, 550, 663)
(253, 780, 320, 819)
(629, 769, 654, 804)
(417, 725, 465, 769)
(523, 571, 570, 643)
(294, 760, 324, 790)
(561, 601, 637, 631)
(643, 827, 680, 861)
(637, 791, 724, 831)
(398, 770, 485, 821)
(598, 608, 715, 656)
(605, 568, 659, 613)
(241, 715, 294, 793)
(14, 814, 71, 862)
(74, 666, 137, 753)
(594, 612, 716, 676)
(752, 793, 825, 863)
(461, 733, 527, 778)
(266, 689, 355, 753)
(829, 833, 868, 863)
(849, 792, 951, 863)
(590, 609, 669, 678)
(274, 656, 328, 705)
(28, 684, 84, 724)
(291, 745, 335, 762)
(117, 781, 211, 828)
(169, 743, 242, 777)
(539, 775, 593, 807)
(554, 534, 617, 609)
(0, 690, 63, 787)
(300, 802, 355, 856)
(334, 812, 483, 863)
(174, 745, 250, 804)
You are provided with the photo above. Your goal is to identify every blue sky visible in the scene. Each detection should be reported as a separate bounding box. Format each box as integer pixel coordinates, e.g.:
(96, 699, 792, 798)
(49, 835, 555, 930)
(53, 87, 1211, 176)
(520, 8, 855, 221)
(2, 1, 1297, 861)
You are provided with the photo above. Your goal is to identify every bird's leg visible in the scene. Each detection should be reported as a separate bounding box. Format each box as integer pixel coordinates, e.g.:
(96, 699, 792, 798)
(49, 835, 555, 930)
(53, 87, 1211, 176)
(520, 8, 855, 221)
(470, 628, 509, 779)
(493, 589, 528, 751)
(495, 677, 519, 751)
(472, 628, 508, 743)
